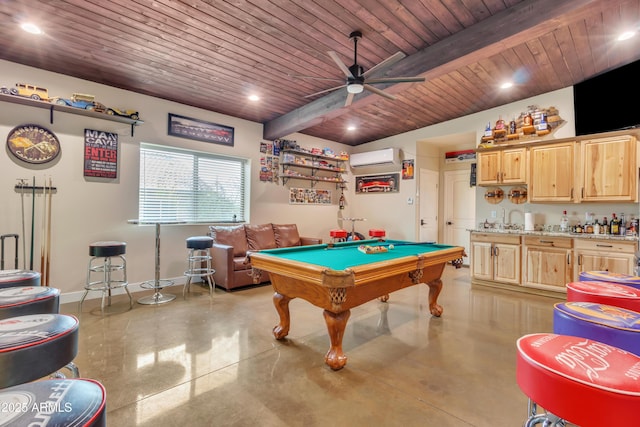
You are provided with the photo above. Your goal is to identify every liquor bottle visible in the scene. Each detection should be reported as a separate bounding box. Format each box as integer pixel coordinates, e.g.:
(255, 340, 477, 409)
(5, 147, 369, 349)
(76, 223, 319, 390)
(610, 214, 619, 235)
(509, 117, 517, 134)
(339, 192, 345, 210)
(620, 213, 626, 236)
(523, 111, 533, 126)
(593, 219, 600, 235)
(602, 217, 609, 234)
(495, 116, 505, 130)
(538, 113, 548, 131)
(560, 210, 569, 232)
(484, 122, 493, 137)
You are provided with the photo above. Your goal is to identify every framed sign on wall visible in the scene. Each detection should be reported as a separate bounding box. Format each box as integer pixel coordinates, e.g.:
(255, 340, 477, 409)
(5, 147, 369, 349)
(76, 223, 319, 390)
(168, 113, 234, 146)
(6, 124, 60, 164)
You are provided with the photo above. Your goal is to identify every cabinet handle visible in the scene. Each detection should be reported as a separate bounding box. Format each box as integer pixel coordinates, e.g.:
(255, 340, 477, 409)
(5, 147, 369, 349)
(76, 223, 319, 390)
(581, 188, 584, 198)
(578, 254, 582, 266)
(571, 188, 574, 199)
(567, 253, 571, 265)
(493, 246, 499, 256)
(596, 244, 614, 248)
(539, 240, 554, 244)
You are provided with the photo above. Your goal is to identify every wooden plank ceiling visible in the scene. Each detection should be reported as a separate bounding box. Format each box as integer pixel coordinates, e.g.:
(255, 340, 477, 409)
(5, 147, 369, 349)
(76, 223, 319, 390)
(0, 0, 639, 146)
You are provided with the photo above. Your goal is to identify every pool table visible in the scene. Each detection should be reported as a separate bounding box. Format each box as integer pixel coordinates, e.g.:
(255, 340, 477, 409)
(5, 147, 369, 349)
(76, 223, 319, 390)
(248, 239, 465, 370)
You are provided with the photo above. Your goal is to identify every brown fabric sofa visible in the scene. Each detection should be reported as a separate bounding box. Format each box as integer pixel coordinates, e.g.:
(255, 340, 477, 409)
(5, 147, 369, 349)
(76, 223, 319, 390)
(208, 223, 322, 291)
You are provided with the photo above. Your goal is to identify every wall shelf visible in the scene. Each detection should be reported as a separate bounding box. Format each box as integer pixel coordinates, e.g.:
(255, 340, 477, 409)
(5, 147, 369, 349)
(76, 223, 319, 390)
(280, 149, 346, 188)
(0, 93, 144, 136)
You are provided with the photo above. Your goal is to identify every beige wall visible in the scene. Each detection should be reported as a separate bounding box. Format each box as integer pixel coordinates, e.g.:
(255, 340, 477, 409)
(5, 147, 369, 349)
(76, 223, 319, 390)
(0, 60, 350, 300)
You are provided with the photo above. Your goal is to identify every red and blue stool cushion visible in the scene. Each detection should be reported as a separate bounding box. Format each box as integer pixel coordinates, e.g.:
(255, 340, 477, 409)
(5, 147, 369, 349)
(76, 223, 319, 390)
(517, 333, 640, 426)
(553, 301, 640, 356)
(567, 280, 640, 312)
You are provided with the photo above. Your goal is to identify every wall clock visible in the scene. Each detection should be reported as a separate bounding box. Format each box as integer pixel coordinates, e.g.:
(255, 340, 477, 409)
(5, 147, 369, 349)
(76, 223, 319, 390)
(6, 124, 61, 164)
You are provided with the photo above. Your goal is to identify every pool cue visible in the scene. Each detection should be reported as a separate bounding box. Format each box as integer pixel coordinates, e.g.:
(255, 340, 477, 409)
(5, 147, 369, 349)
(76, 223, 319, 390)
(45, 177, 52, 287)
(19, 179, 27, 269)
(30, 176, 35, 270)
(40, 176, 47, 286)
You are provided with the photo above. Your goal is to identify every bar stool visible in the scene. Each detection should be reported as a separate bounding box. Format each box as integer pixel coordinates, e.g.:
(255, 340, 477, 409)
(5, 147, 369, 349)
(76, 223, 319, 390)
(566, 280, 640, 312)
(183, 236, 215, 297)
(579, 270, 640, 289)
(79, 241, 132, 313)
(516, 333, 640, 426)
(329, 229, 348, 243)
(0, 269, 40, 288)
(0, 314, 80, 388)
(0, 286, 60, 320)
(0, 378, 106, 425)
(368, 229, 386, 240)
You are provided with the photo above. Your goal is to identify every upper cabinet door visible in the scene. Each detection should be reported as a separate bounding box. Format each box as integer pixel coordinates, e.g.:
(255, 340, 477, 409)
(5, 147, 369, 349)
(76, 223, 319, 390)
(580, 135, 638, 202)
(476, 147, 526, 186)
(476, 150, 501, 185)
(529, 142, 575, 202)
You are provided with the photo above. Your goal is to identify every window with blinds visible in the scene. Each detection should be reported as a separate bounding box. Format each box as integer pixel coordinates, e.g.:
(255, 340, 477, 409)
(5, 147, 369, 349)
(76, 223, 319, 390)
(139, 143, 248, 223)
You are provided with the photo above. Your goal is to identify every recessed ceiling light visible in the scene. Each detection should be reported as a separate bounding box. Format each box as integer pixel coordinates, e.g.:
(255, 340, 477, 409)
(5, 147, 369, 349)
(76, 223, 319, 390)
(248, 94, 260, 102)
(500, 81, 513, 89)
(20, 23, 42, 35)
(347, 125, 357, 131)
(617, 30, 636, 41)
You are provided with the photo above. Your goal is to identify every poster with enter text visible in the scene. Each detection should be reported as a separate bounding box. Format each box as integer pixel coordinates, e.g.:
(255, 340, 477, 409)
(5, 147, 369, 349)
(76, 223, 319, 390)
(84, 129, 118, 178)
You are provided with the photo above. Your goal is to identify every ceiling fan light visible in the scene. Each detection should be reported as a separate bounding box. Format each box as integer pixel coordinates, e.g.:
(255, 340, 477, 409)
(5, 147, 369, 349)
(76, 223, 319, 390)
(347, 83, 364, 94)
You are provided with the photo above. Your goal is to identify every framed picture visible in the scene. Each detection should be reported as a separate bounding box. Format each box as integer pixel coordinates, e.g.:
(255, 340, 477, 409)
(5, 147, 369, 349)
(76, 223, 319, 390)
(84, 129, 118, 178)
(355, 173, 399, 193)
(168, 113, 234, 146)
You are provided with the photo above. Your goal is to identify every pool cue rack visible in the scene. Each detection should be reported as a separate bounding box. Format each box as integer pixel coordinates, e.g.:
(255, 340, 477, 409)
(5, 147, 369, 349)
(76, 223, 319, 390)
(14, 184, 58, 194)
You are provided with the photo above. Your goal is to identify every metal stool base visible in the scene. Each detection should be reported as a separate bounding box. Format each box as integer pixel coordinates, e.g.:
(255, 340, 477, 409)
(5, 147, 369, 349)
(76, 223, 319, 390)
(183, 248, 215, 298)
(139, 279, 176, 305)
(79, 254, 132, 313)
(525, 401, 566, 427)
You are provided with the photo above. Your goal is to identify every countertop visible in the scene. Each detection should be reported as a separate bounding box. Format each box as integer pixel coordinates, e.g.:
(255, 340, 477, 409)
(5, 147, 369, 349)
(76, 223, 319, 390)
(468, 228, 639, 242)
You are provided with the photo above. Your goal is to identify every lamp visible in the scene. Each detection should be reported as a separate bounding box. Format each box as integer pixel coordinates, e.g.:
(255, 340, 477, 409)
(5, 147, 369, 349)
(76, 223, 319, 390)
(347, 83, 364, 94)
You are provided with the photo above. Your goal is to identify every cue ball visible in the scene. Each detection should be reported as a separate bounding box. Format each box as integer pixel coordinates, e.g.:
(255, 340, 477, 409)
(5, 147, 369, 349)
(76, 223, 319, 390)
(388, 244, 394, 250)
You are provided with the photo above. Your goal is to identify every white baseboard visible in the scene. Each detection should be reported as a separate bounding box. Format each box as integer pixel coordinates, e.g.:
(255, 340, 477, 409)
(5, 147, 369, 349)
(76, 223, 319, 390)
(59, 275, 189, 304)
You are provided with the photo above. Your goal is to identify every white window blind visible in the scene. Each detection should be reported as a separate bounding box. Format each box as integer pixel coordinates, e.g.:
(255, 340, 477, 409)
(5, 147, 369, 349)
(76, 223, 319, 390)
(139, 143, 248, 223)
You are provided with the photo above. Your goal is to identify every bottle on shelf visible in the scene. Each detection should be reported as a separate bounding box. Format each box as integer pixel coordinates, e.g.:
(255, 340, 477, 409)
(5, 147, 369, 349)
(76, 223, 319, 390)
(560, 210, 569, 232)
(602, 217, 609, 234)
(509, 117, 517, 134)
(484, 122, 493, 138)
(495, 116, 505, 130)
(620, 213, 626, 236)
(593, 219, 600, 235)
(610, 214, 620, 235)
(339, 192, 345, 210)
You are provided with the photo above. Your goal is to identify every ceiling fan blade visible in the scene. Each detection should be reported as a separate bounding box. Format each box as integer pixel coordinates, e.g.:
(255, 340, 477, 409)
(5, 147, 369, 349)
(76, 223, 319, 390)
(304, 84, 346, 98)
(362, 52, 406, 78)
(289, 74, 344, 83)
(328, 51, 354, 78)
(344, 92, 355, 107)
(363, 84, 396, 100)
(366, 76, 426, 84)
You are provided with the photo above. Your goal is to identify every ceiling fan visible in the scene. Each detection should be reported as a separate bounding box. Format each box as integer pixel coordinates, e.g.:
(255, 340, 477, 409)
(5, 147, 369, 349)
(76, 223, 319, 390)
(301, 31, 426, 107)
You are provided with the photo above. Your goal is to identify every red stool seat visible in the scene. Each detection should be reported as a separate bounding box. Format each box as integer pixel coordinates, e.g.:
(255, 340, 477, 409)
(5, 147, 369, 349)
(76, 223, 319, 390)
(368, 229, 386, 238)
(0, 378, 106, 426)
(329, 229, 348, 238)
(0, 286, 60, 320)
(517, 333, 640, 426)
(567, 281, 640, 312)
(0, 314, 79, 388)
(579, 271, 640, 288)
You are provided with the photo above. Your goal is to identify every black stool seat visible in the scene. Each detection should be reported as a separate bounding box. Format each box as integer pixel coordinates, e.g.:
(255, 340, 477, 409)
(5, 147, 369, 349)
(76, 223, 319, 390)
(89, 241, 126, 258)
(0, 378, 106, 426)
(0, 270, 41, 289)
(0, 314, 79, 388)
(0, 286, 60, 320)
(186, 236, 214, 250)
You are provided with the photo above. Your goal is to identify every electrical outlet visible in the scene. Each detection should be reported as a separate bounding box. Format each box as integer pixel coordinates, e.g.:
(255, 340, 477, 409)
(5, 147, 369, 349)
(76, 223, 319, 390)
(491, 210, 497, 218)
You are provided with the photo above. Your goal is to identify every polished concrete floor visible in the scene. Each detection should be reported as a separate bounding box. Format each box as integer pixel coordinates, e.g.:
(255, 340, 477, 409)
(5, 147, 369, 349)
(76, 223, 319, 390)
(62, 266, 561, 426)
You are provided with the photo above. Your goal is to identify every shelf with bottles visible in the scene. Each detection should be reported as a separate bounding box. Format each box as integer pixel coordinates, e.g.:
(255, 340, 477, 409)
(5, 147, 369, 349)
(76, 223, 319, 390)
(478, 106, 564, 147)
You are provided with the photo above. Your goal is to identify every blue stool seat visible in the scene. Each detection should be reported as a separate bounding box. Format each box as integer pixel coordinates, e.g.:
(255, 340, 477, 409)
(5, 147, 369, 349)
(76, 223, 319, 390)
(0, 378, 106, 426)
(0, 270, 40, 288)
(579, 271, 640, 289)
(553, 301, 640, 356)
(186, 236, 214, 250)
(0, 286, 60, 319)
(0, 314, 79, 388)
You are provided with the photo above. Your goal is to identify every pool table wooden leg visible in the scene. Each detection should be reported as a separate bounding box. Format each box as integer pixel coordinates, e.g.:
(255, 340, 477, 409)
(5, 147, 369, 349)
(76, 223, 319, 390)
(426, 278, 443, 317)
(272, 292, 291, 339)
(323, 309, 350, 370)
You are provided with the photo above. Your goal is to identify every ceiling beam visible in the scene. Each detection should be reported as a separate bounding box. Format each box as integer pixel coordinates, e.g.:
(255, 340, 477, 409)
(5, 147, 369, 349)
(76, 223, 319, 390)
(263, 0, 598, 141)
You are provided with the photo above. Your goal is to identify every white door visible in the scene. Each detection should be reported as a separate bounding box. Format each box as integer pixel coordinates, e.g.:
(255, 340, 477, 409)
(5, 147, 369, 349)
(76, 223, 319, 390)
(443, 169, 476, 264)
(419, 169, 439, 242)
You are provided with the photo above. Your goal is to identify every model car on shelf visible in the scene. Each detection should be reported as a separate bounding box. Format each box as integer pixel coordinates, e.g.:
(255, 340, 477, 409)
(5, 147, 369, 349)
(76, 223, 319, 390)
(105, 107, 139, 120)
(50, 93, 106, 112)
(1, 83, 50, 100)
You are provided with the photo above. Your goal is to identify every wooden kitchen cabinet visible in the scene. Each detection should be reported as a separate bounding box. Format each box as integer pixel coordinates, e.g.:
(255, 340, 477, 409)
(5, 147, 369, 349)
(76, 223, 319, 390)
(470, 233, 521, 286)
(579, 135, 638, 202)
(476, 147, 527, 186)
(529, 141, 575, 202)
(523, 236, 572, 292)
(574, 239, 637, 277)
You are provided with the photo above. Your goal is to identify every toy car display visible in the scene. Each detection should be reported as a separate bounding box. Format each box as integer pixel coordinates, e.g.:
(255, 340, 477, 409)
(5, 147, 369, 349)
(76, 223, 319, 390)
(1, 83, 49, 100)
(51, 93, 106, 112)
(105, 108, 139, 120)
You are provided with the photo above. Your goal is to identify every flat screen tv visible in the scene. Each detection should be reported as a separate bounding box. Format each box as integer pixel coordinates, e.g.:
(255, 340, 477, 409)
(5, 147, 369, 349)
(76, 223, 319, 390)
(574, 59, 640, 136)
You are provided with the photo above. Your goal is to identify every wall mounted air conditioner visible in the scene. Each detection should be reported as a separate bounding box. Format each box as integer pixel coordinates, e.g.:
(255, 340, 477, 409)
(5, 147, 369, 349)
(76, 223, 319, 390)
(349, 148, 399, 167)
